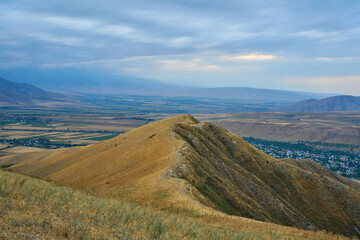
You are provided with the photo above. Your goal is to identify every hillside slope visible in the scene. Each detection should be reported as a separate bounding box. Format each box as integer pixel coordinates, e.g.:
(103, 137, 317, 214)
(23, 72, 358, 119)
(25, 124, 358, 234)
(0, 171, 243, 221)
(200, 112, 360, 145)
(278, 95, 360, 112)
(2, 114, 360, 237)
(0, 77, 71, 106)
(0, 170, 348, 240)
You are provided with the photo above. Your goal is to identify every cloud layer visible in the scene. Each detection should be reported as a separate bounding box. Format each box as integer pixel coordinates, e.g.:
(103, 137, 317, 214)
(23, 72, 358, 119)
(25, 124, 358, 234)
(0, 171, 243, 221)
(0, 0, 359, 94)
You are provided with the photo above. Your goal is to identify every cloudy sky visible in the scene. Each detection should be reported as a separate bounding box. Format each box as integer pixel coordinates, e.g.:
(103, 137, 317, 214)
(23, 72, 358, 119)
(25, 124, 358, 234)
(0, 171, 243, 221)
(1, 0, 360, 95)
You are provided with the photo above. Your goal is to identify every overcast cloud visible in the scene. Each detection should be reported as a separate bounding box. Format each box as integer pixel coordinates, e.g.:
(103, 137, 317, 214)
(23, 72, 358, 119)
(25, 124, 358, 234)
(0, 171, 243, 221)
(0, 0, 359, 94)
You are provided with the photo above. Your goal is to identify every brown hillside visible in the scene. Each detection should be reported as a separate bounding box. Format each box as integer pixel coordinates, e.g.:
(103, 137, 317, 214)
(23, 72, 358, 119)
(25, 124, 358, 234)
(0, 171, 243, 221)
(277, 95, 360, 112)
(198, 112, 360, 146)
(2, 114, 360, 237)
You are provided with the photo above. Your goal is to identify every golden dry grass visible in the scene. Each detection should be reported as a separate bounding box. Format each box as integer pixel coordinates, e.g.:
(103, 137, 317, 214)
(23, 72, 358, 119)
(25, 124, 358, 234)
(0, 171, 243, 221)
(2, 114, 360, 237)
(0, 144, 9, 149)
(0, 130, 115, 145)
(1, 146, 45, 154)
(0, 169, 351, 240)
(6, 115, 195, 188)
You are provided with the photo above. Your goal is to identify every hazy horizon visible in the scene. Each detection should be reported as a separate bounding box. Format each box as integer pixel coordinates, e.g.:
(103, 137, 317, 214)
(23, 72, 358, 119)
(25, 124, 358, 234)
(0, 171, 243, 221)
(1, 0, 359, 95)
(0, 68, 338, 97)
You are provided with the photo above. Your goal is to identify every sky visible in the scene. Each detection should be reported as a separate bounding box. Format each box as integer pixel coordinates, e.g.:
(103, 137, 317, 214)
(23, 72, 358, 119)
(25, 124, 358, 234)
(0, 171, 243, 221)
(0, 0, 360, 95)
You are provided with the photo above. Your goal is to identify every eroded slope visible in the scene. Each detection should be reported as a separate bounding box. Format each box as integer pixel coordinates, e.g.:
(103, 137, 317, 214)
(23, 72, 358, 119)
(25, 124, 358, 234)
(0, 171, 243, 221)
(169, 121, 360, 236)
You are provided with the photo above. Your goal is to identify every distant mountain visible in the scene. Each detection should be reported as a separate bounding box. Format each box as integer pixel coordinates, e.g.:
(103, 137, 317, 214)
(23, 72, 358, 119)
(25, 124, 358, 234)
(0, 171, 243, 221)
(180, 87, 328, 102)
(2, 114, 360, 237)
(0, 77, 71, 106)
(0, 77, 52, 104)
(278, 95, 360, 112)
(0, 68, 333, 103)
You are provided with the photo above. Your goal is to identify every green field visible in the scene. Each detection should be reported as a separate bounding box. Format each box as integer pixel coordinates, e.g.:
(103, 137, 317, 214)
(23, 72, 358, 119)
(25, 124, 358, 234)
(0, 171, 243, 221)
(85, 135, 118, 141)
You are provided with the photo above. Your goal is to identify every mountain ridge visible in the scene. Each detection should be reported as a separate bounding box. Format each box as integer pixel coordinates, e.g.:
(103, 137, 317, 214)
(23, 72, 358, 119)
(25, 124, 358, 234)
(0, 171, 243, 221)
(0, 68, 333, 102)
(0, 77, 52, 104)
(0, 77, 75, 106)
(277, 95, 360, 112)
(1, 114, 360, 237)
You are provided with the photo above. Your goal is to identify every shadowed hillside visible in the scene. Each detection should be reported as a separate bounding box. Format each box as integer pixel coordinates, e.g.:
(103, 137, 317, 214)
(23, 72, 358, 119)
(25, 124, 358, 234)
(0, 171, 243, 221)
(0, 77, 74, 106)
(2, 114, 360, 237)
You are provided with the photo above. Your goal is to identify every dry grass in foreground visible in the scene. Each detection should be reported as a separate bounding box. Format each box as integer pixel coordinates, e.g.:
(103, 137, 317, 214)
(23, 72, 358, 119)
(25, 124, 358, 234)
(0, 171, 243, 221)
(0, 170, 352, 240)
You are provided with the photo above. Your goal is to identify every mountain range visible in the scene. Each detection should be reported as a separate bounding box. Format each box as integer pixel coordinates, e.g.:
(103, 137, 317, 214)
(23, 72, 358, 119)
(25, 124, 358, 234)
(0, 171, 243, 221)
(277, 95, 360, 112)
(0, 68, 332, 102)
(0, 77, 78, 107)
(3, 75, 360, 113)
(0, 77, 57, 105)
(1, 114, 359, 237)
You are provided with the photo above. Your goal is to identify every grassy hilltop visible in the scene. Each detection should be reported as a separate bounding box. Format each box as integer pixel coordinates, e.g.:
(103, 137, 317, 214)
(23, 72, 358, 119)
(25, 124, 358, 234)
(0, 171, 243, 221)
(0, 170, 350, 240)
(1, 114, 360, 238)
